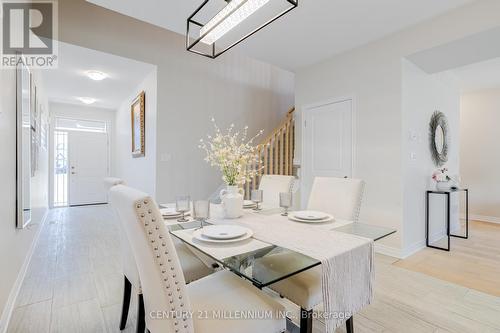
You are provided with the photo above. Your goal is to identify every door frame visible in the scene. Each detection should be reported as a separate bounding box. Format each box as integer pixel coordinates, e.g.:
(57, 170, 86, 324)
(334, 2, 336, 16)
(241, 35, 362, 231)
(300, 95, 357, 208)
(49, 115, 111, 208)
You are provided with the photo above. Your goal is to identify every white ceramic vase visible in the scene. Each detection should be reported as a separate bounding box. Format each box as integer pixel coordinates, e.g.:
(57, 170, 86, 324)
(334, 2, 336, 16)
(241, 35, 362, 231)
(220, 185, 244, 219)
(436, 180, 452, 191)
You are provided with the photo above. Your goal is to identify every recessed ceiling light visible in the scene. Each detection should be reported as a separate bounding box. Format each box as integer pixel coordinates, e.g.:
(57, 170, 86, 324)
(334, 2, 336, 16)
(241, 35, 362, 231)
(77, 97, 97, 105)
(85, 70, 108, 81)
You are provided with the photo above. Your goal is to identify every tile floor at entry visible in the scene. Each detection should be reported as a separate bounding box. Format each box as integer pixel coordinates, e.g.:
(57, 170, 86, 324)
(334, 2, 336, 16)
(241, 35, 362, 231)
(7, 206, 500, 333)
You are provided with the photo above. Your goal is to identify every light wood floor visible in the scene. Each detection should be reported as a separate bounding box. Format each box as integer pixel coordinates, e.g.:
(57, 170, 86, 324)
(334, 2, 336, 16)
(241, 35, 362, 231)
(395, 221, 500, 297)
(7, 206, 500, 333)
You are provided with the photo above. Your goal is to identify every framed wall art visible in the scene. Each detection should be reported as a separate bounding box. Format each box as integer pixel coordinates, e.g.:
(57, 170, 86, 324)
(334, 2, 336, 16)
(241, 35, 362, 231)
(131, 91, 145, 158)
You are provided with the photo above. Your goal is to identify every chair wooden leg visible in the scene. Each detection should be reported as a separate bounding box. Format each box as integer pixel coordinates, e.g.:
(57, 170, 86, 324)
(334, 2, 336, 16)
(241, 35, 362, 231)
(137, 294, 146, 333)
(119, 276, 132, 330)
(346, 316, 354, 333)
(300, 308, 312, 333)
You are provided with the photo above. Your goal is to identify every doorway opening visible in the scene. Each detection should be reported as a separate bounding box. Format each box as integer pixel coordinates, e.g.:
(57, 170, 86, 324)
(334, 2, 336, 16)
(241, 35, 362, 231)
(52, 117, 108, 207)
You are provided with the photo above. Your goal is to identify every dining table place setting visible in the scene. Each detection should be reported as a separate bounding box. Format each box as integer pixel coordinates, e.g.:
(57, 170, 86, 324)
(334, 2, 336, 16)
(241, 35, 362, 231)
(192, 224, 254, 244)
(287, 210, 335, 223)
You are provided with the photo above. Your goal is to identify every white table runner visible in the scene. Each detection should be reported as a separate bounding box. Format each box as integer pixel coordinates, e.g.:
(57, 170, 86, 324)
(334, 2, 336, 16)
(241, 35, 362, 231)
(168, 206, 374, 332)
(212, 209, 374, 332)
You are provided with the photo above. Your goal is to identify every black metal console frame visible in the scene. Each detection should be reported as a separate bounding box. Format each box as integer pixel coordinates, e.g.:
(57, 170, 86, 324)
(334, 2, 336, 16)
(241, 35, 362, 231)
(426, 188, 469, 252)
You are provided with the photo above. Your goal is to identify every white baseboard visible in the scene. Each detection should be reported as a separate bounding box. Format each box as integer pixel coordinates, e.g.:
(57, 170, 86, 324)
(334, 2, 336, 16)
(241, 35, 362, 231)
(374, 243, 403, 258)
(0, 210, 49, 333)
(470, 214, 500, 224)
(375, 239, 426, 260)
(401, 240, 426, 259)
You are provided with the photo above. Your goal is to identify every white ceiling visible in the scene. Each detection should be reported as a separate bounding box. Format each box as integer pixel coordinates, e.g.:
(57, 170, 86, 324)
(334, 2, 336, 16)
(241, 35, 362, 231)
(450, 57, 500, 93)
(87, 0, 473, 71)
(42, 42, 155, 109)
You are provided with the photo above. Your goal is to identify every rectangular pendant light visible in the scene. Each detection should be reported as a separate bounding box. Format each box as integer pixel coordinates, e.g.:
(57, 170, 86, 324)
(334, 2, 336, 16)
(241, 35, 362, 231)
(187, 0, 298, 59)
(200, 0, 271, 45)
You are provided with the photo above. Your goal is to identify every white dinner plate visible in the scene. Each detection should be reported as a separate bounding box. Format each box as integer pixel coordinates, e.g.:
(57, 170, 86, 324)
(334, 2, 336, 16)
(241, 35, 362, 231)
(292, 210, 329, 220)
(202, 225, 249, 240)
(288, 214, 334, 224)
(193, 228, 253, 244)
(243, 200, 256, 207)
(160, 208, 179, 216)
(160, 208, 190, 219)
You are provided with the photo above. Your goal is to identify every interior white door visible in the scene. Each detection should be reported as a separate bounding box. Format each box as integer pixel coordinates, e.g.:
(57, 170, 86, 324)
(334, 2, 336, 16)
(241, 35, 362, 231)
(302, 99, 353, 207)
(68, 131, 109, 206)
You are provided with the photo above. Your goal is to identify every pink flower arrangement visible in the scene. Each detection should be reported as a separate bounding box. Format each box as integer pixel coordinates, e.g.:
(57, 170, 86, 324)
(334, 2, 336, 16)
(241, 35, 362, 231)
(432, 167, 451, 182)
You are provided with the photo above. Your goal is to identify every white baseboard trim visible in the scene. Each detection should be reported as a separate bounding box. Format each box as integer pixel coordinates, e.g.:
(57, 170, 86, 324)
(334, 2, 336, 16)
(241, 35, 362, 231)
(0, 209, 49, 333)
(470, 214, 500, 224)
(374, 243, 403, 258)
(401, 240, 426, 259)
(375, 239, 426, 260)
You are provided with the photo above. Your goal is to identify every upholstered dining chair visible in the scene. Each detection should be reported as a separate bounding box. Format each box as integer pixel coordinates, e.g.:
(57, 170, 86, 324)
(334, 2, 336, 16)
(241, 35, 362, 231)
(104, 179, 213, 333)
(258, 175, 295, 208)
(254, 177, 365, 333)
(307, 177, 365, 222)
(109, 185, 286, 333)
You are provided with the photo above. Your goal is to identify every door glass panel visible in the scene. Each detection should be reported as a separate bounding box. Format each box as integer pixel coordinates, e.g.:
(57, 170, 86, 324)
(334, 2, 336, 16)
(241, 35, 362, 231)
(54, 131, 69, 207)
(55, 117, 107, 133)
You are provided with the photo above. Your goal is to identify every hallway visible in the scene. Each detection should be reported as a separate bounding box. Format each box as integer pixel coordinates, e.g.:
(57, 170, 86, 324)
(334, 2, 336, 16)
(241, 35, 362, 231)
(7, 206, 136, 333)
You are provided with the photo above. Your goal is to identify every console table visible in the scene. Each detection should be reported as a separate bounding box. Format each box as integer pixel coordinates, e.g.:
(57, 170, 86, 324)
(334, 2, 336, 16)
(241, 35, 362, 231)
(426, 188, 469, 251)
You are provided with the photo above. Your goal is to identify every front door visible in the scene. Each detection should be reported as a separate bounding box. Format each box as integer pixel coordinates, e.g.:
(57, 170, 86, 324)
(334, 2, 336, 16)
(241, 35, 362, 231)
(68, 131, 109, 206)
(302, 99, 353, 207)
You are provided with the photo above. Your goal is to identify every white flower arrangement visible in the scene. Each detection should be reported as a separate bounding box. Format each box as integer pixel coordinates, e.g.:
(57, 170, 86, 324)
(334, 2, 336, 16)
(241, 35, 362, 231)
(432, 167, 451, 182)
(199, 118, 263, 186)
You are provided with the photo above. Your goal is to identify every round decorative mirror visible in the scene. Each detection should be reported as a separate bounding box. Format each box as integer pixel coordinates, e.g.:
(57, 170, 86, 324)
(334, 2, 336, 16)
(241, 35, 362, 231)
(434, 125, 445, 154)
(429, 111, 448, 166)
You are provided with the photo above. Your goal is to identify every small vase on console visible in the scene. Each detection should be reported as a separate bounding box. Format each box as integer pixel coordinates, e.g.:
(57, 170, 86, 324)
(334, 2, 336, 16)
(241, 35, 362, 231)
(432, 167, 454, 191)
(436, 181, 452, 191)
(220, 185, 244, 219)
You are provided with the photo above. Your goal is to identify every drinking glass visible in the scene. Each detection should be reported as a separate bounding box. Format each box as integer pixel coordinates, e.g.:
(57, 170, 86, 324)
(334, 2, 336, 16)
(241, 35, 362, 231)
(279, 192, 292, 216)
(251, 189, 263, 211)
(193, 200, 210, 229)
(176, 195, 190, 222)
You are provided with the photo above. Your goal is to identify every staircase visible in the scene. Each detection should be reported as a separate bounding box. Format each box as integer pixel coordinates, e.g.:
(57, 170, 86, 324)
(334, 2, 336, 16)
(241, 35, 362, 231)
(244, 108, 295, 198)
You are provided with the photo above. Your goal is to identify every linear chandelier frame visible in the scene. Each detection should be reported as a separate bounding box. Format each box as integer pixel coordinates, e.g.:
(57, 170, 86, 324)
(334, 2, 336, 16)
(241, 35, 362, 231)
(186, 0, 298, 59)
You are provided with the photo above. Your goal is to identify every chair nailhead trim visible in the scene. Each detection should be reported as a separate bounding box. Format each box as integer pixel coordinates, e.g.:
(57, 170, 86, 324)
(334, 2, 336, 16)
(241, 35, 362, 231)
(134, 198, 192, 333)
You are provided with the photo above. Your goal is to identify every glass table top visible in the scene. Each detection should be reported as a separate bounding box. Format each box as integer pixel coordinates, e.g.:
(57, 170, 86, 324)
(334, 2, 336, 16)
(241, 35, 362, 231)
(333, 222, 397, 241)
(168, 220, 395, 288)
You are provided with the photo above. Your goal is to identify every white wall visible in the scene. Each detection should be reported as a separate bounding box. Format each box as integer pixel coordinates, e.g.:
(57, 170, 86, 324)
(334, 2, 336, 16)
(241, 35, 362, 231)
(0, 67, 49, 327)
(114, 70, 157, 196)
(56, 0, 295, 204)
(48, 102, 116, 206)
(295, 0, 500, 255)
(402, 59, 460, 252)
(460, 88, 500, 221)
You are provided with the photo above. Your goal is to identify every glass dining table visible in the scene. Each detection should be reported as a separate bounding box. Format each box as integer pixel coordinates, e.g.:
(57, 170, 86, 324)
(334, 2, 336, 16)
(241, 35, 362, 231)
(167, 215, 396, 289)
